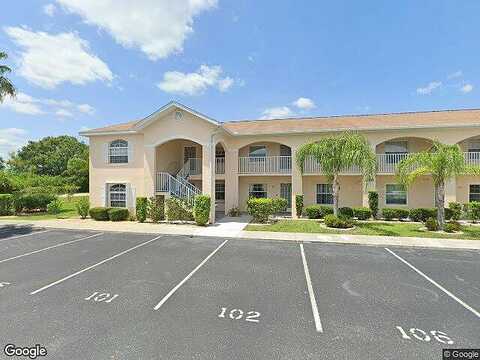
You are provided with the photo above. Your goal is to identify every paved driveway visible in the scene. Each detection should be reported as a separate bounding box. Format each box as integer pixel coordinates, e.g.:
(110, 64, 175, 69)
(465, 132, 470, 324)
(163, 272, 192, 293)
(0, 226, 478, 359)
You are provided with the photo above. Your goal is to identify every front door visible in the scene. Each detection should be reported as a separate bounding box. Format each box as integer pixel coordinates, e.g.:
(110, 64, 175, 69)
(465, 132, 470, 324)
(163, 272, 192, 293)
(184, 146, 197, 171)
(280, 183, 292, 210)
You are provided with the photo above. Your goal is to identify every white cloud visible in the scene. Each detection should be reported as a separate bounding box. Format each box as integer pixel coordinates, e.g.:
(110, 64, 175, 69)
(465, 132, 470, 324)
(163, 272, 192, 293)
(56, 0, 217, 60)
(416, 81, 442, 95)
(5, 26, 113, 89)
(460, 83, 474, 94)
(77, 103, 95, 114)
(0, 128, 28, 158)
(157, 65, 235, 95)
(293, 97, 316, 110)
(55, 109, 74, 117)
(448, 70, 463, 79)
(43, 3, 56, 16)
(0, 92, 95, 118)
(1, 93, 45, 115)
(260, 106, 294, 120)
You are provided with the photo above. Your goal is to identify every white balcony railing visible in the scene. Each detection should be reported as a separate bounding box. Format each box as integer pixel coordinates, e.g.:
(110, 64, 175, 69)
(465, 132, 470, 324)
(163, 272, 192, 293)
(238, 156, 292, 174)
(216, 157, 225, 174)
(303, 156, 361, 174)
(465, 152, 480, 166)
(376, 153, 411, 174)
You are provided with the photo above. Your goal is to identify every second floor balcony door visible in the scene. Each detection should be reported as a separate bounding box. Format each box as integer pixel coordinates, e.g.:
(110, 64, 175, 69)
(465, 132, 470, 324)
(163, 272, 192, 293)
(280, 145, 292, 172)
(184, 146, 197, 172)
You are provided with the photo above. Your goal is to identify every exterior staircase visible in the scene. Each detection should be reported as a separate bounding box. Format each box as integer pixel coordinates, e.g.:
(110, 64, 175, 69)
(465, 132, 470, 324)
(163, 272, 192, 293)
(156, 159, 202, 206)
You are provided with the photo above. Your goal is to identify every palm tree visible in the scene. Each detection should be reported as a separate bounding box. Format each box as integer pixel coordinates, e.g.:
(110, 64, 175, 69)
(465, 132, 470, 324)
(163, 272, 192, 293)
(296, 131, 377, 216)
(0, 51, 16, 102)
(396, 141, 480, 229)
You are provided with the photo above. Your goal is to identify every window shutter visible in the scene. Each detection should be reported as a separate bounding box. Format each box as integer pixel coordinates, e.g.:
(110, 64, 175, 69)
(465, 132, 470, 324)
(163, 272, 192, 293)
(101, 183, 108, 207)
(128, 141, 134, 164)
(103, 143, 109, 164)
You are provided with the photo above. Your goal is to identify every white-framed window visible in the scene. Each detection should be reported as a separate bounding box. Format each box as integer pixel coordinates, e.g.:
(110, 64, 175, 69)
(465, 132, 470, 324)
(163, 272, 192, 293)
(109, 183, 127, 207)
(316, 184, 333, 204)
(249, 184, 267, 198)
(109, 140, 128, 164)
(215, 182, 225, 201)
(469, 184, 480, 202)
(468, 140, 480, 152)
(249, 145, 267, 157)
(386, 184, 407, 205)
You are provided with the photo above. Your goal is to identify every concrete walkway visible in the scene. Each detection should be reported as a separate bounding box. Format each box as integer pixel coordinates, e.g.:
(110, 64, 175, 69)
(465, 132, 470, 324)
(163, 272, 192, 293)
(0, 218, 479, 250)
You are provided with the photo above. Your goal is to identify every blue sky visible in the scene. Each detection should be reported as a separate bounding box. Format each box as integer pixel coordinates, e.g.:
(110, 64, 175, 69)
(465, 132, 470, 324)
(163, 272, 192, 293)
(0, 0, 479, 158)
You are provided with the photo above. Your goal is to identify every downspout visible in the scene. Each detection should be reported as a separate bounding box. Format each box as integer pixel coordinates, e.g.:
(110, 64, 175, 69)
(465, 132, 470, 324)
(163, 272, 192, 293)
(209, 126, 223, 223)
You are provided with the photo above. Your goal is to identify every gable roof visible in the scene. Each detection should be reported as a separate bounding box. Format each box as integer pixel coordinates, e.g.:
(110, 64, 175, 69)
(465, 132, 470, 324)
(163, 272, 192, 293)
(80, 105, 480, 137)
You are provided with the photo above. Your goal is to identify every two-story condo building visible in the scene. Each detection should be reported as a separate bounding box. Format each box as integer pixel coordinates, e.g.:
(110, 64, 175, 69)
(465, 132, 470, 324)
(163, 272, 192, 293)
(80, 102, 480, 222)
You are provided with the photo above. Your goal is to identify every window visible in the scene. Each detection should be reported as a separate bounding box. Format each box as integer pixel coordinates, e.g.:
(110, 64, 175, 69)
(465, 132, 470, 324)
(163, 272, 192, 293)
(249, 184, 267, 198)
(109, 184, 127, 207)
(385, 141, 408, 164)
(386, 184, 407, 205)
(468, 140, 480, 152)
(469, 185, 480, 202)
(109, 140, 128, 164)
(316, 184, 333, 205)
(215, 182, 225, 201)
(215, 146, 225, 158)
(249, 145, 267, 157)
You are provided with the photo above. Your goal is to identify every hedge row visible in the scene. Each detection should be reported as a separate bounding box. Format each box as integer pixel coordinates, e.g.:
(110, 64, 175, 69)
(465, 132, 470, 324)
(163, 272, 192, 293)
(89, 207, 129, 221)
(246, 197, 288, 223)
(304, 205, 372, 220)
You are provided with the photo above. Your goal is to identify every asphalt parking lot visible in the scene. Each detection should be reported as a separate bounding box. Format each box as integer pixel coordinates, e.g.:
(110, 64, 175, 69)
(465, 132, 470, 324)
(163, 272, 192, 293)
(0, 225, 478, 359)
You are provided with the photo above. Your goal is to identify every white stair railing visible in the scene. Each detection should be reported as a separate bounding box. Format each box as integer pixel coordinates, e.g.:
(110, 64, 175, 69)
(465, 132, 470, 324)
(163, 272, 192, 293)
(156, 172, 201, 206)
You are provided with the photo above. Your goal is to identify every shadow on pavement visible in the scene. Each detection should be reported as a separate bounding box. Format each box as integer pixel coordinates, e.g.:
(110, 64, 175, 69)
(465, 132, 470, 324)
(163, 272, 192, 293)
(0, 224, 42, 239)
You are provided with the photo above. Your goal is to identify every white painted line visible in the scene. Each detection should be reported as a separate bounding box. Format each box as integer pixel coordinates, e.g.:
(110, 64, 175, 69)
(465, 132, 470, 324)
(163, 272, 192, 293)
(385, 248, 480, 319)
(30, 235, 163, 295)
(0, 233, 103, 265)
(300, 243, 324, 333)
(154, 239, 229, 311)
(0, 229, 52, 243)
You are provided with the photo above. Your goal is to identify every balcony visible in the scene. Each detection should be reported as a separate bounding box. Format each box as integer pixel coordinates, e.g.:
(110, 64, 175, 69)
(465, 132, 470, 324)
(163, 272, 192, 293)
(465, 151, 480, 166)
(238, 156, 292, 175)
(216, 157, 225, 174)
(302, 156, 361, 175)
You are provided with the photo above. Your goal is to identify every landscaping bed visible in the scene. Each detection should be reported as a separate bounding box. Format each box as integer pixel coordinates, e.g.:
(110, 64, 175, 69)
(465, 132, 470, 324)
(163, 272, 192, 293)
(246, 220, 480, 240)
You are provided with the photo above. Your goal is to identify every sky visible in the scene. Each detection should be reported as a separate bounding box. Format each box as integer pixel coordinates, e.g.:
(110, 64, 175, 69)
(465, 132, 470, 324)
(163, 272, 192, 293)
(0, 0, 479, 158)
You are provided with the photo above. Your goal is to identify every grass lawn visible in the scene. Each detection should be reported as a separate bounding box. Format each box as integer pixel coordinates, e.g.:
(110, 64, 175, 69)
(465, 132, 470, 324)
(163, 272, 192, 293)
(246, 220, 480, 240)
(0, 196, 87, 221)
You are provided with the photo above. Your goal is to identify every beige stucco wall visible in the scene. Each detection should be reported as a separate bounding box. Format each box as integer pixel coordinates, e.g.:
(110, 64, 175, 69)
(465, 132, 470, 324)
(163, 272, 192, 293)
(155, 139, 202, 174)
(238, 176, 291, 211)
(456, 175, 480, 204)
(375, 137, 432, 153)
(238, 142, 290, 157)
(376, 175, 435, 209)
(302, 176, 363, 208)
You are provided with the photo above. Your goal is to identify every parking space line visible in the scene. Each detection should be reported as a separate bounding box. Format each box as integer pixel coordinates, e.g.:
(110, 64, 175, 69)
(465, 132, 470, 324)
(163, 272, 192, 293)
(385, 248, 480, 319)
(0, 229, 52, 243)
(30, 235, 163, 295)
(300, 243, 324, 333)
(0, 233, 103, 265)
(153, 239, 229, 311)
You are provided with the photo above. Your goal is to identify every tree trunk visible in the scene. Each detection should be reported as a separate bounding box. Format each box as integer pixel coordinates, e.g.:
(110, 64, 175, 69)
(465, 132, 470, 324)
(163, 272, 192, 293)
(332, 174, 340, 216)
(436, 182, 445, 230)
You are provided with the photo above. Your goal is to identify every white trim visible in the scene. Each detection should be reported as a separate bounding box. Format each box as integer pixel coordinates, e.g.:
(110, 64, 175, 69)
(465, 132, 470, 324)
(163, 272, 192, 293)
(80, 130, 138, 136)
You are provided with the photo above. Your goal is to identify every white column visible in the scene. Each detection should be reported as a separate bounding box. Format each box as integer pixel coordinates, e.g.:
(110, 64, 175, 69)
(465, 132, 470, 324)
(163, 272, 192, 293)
(202, 142, 215, 223)
(224, 149, 239, 213)
(144, 146, 156, 199)
(291, 147, 303, 219)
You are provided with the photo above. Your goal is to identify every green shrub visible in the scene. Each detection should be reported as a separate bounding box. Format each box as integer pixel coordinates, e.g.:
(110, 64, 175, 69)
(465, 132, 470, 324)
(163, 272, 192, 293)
(0, 172, 14, 193)
(14, 193, 57, 212)
(247, 198, 274, 223)
(444, 208, 453, 221)
(444, 221, 461, 233)
(108, 208, 129, 221)
(75, 197, 89, 219)
(382, 208, 397, 221)
(272, 198, 288, 214)
(47, 198, 62, 215)
(353, 207, 372, 220)
(304, 205, 333, 219)
(324, 214, 355, 229)
(149, 196, 165, 223)
(409, 208, 437, 222)
(469, 201, 480, 223)
(0, 194, 13, 215)
(227, 207, 240, 217)
(295, 195, 303, 218)
(396, 208, 410, 221)
(338, 207, 354, 218)
(448, 202, 462, 221)
(165, 197, 193, 221)
(368, 191, 379, 219)
(194, 195, 211, 226)
(89, 207, 109, 221)
(136, 197, 148, 223)
(425, 217, 439, 231)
